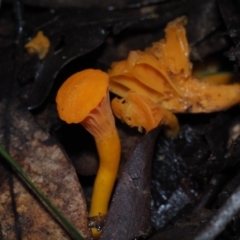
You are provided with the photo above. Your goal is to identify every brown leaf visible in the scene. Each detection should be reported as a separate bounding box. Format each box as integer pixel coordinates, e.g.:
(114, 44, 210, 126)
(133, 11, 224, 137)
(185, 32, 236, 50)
(100, 127, 160, 240)
(0, 100, 91, 239)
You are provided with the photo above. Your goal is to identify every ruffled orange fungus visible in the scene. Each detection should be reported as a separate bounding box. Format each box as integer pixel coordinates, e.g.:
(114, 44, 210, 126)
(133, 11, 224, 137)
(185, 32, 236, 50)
(108, 16, 240, 135)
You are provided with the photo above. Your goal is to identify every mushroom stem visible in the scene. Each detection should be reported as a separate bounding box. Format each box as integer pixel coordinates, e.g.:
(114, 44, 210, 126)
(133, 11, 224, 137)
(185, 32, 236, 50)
(90, 128, 120, 216)
(81, 93, 120, 239)
(82, 93, 121, 217)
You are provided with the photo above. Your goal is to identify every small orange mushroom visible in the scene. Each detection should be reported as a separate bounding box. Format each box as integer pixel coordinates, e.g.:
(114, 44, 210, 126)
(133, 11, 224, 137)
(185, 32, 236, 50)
(56, 69, 121, 239)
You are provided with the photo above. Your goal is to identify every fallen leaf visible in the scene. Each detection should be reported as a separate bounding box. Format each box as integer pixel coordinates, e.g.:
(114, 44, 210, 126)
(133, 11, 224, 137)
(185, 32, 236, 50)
(0, 100, 91, 239)
(100, 127, 160, 240)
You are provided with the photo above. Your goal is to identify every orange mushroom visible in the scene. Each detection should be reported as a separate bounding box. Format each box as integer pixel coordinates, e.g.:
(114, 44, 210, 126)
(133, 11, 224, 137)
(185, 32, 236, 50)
(108, 16, 240, 121)
(55, 69, 121, 238)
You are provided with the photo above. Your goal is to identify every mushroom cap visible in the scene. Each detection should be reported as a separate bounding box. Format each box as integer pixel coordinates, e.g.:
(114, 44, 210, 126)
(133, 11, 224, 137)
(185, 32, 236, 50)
(56, 69, 109, 124)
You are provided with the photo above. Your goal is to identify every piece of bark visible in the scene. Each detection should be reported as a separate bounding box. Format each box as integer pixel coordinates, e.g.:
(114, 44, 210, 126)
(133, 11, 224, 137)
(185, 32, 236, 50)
(100, 127, 160, 240)
(0, 100, 91, 239)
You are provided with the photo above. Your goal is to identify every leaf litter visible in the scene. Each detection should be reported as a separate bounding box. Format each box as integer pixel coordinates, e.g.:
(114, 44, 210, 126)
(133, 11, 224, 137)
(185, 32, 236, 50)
(0, 100, 91, 239)
(2, 0, 240, 239)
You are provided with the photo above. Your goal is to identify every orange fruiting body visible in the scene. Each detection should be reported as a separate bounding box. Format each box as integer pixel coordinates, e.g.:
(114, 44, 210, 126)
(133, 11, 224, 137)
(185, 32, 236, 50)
(108, 16, 240, 134)
(56, 69, 121, 239)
